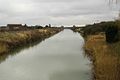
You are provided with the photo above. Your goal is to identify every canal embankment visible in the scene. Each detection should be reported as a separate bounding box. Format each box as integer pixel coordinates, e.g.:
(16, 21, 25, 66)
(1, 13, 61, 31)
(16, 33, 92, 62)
(85, 34, 120, 80)
(71, 21, 120, 80)
(0, 28, 63, 55)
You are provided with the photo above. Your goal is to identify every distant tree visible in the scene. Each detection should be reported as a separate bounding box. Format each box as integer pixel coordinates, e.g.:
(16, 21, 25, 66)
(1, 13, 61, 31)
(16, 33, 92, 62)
(45, 25, 49, 28)
(73, 25, 76, 28)
(49, 24, 51, 27)
(24, 24, 28, 27)
(61, 26, 64, 28)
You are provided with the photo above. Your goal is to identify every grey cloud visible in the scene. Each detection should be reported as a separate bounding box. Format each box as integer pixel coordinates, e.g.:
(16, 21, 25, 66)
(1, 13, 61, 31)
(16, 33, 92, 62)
(0, 0, 119, 26)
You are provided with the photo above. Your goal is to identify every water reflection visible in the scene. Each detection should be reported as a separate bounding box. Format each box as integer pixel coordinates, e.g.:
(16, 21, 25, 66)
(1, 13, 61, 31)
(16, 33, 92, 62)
(0, 33, 55, 64)
(50, 70, 90, 80)
(0, 29, 91, 80)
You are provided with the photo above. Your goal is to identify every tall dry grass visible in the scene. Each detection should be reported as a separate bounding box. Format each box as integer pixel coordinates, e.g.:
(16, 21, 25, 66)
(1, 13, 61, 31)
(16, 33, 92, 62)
(0, 28, 62, 55)
(85, 34, 120, 80)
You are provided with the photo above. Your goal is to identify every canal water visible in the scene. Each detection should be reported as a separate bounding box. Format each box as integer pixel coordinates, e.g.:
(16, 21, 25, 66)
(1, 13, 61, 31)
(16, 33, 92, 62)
(0, 29, 91, 80)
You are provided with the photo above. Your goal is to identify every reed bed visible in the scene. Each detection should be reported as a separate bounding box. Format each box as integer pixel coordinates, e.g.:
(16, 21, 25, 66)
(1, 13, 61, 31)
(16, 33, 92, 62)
(85, 34, 120, 80)
(0, 28, 62, 55)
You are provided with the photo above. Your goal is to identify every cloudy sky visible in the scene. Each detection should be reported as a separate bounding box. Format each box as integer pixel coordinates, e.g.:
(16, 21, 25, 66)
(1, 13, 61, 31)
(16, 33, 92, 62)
(0, 0, 119, 26)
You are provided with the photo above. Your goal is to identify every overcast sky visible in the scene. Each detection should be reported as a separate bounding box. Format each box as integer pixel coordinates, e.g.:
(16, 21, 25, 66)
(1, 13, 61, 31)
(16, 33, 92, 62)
(0, 0, 119, 26)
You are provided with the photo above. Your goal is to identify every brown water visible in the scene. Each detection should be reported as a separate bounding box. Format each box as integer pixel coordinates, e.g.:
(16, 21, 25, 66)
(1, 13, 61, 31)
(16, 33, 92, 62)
(0, 29, 91, 80)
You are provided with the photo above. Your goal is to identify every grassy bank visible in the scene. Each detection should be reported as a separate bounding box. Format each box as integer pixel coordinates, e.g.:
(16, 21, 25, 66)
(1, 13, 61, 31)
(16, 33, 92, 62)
(85, 34, 120, 80)
(0, 28, 63, 55)
(72, 20, 120, 80)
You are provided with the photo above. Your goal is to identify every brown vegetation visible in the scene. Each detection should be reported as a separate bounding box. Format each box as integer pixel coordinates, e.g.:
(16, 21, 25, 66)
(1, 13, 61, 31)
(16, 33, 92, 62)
(85, 34, 120, 80)
(0, 28, 63, 55)
(71, 20, 120, 80)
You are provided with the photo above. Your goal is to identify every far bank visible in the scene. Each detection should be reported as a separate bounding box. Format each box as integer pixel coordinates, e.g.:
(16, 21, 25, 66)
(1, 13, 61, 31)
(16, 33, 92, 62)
(0, 28, 63, 55)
